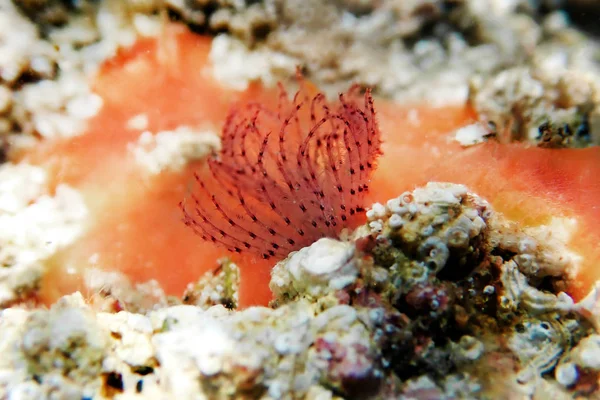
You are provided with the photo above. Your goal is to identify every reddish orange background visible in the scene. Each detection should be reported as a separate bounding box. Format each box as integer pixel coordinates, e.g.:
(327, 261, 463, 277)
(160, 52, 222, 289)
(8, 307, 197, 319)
(23, 24, 600, 307)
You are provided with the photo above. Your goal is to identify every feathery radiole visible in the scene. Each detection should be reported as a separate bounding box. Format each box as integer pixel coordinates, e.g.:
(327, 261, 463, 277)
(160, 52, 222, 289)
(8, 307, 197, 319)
(181, 81, 382, 260)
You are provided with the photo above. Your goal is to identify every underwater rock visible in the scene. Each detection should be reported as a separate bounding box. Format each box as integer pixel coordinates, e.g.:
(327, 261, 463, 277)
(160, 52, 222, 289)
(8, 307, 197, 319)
(270, 238, 358, 301)
(0, 185, 598, 398)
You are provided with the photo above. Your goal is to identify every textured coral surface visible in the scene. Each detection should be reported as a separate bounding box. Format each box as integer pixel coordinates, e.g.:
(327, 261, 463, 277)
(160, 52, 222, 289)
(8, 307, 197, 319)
(20, 25, 600, 308)
(2, 184, 599, 399)
(2, 1, 600, 398)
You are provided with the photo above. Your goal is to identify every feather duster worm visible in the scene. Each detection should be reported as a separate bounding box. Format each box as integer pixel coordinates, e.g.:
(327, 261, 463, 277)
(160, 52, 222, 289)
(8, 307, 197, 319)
(181, 83, 382, 260)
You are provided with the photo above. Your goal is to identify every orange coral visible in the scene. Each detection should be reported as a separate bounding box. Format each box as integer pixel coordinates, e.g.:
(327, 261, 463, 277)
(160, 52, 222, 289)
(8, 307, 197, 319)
(21, 23, 600, 308)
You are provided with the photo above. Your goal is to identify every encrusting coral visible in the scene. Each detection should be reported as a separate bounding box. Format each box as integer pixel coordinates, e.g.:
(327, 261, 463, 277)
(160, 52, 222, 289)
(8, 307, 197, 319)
(19, 22, 600, 309)
(2, 3, 600, 398)
(181, 78, 382, 260)
(3, 183, 597, 398)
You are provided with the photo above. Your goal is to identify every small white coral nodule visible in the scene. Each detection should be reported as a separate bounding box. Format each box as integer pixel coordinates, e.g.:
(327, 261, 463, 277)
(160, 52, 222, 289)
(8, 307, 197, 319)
(270, 238, 357, 299)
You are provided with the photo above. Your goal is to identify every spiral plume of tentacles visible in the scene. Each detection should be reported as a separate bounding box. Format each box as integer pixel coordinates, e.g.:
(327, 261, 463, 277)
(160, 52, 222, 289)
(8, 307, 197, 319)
(181, 83, 382, 260)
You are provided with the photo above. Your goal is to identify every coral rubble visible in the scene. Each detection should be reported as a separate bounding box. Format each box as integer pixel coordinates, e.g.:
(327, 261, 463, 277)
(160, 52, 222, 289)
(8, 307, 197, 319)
(0, 163, 87, 306)
(1, 1, 600, 398)
(2, 183, 598, 398)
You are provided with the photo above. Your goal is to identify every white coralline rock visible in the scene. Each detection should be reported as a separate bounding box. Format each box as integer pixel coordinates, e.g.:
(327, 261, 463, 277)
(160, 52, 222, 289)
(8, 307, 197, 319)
(453, 123, 489, 147)
(0, 164, 47, 213)
(500, 260, 577, 314)
(365, 202, 387, 220)
(522, 217, 582, 278)
(146, 299, 371, 399)
(0, 163, 87, 305)
(0, 1, 56, 84)
(126, 113, 149, 131)
(96, 312, 154, 367)
(0, 307, 31, 398)
(0, 0, 171, 146)
(152, 306, 237, 398)
(508, 316, 569, 385)
(84, 267, 169, 313)
(0, 181, 597, 399)
(209, 34, 297, 91)
(17, 75, 103, 139)
(128, 126, 221, 174)
(570, 334, 600, 371)
(455, 335, 484, 361)
(360, 182, 489, 275)
(572, 282, 600, 330)
(4, 293, 108, 398)
(555, 362, 578, 387)
(270, 238, 358, 299)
